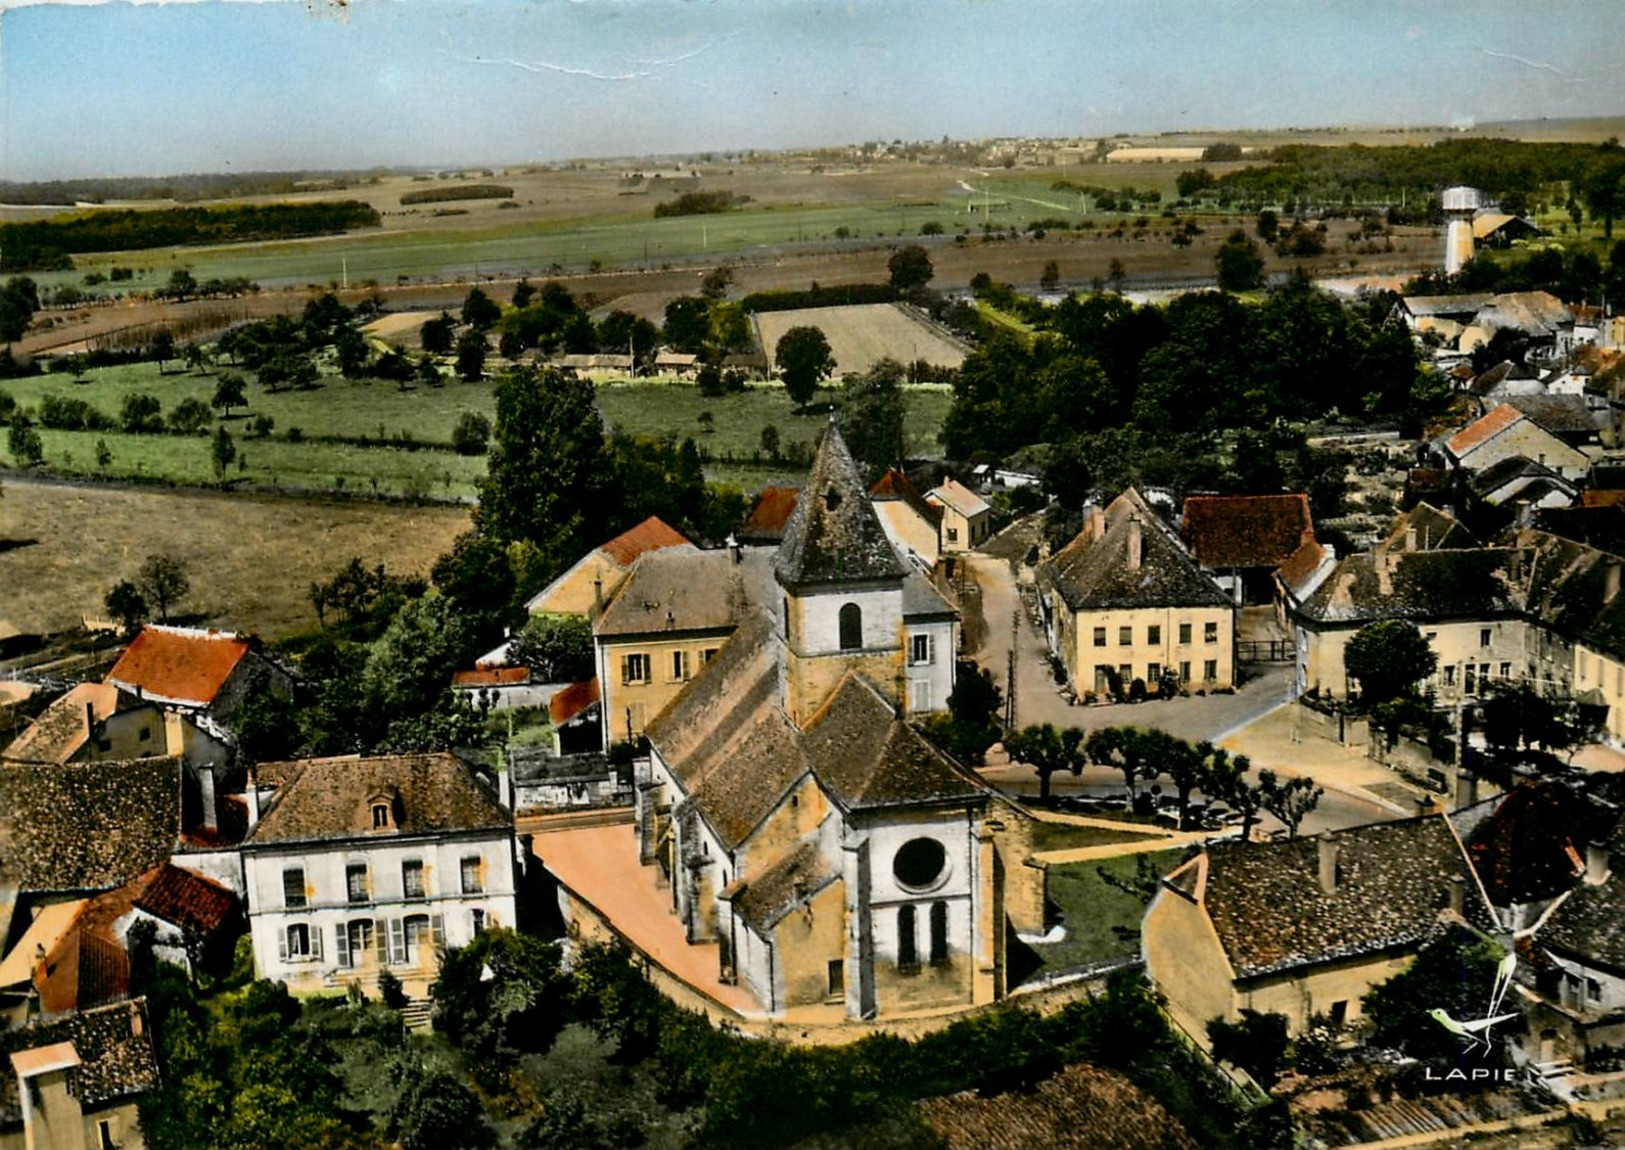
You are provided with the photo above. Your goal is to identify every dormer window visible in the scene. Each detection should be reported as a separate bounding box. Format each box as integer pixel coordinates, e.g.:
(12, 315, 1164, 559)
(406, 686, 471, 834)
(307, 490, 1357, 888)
(824, 487, 842, 512)
(372, 802, 391, 829)
(367, 788, 400, 831)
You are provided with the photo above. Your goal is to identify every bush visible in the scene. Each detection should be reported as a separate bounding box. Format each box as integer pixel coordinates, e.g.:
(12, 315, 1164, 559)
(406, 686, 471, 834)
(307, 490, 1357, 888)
(451, 411, 491, 456)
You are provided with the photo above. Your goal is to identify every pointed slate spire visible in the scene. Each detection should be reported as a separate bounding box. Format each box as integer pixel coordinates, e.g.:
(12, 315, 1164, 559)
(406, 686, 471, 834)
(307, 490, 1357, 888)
(775, 422, 909, 587)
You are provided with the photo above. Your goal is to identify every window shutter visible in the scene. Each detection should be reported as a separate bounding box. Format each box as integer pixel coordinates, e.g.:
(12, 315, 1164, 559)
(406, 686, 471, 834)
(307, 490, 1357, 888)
(925, 634, 934, 663)
(312, 925, 324, 962)
(278, 929, 289, 963)
(336, 924, 351, 968)
(376, 921, 390, 964)
(431, 915, 445, 948)
(620, 655, 631, 685)
(389, 918, 406, 964)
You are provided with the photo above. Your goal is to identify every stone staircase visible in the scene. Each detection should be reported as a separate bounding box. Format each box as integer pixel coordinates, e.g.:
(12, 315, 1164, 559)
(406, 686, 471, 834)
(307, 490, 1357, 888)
(400, 997, 433, 1031)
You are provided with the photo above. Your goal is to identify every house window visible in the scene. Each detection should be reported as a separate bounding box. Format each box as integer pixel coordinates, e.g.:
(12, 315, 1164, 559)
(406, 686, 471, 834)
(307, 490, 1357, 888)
(282, 867, 307, 910)
(897, 905, 919, 974)
(1179, 661, 1191, 682)
(1425, 631, 1438, 641)
(1147, 624, 1162, 645)
(1589, 977, 1603, 1003)
(1093, 627, 1107, 648)
(828, 958, 845, 999)
(402, 860, 426, 900)
(701, 647, 719, 666)
(620, 653, 650, 685)
(461, 856, 483, 894)
(1480, 628, 1492, 648)
(1147, 663, 1161, 684)
(403, 914, 433, 964)
(1203, 660, 1218, 683)
(946, 526, 959, 543)
(1500, 662, 1512, 680)
(346, 864, 369, 904)
(1118, 625, 1132, 646)
(910, 633, 934, 665)
(1118, 664, 1132, 684)
(98, 1119, 117, 1150)
(1329, 1000, 1348, 1027)
(1445, 665, 1457, 687)
(671, 650, 690, 682)
(372, 802, 391, 829)
(285, 923, 311, 960)
(909, 679, 933, 712)
(471, 908, 486, 936)
(929, 901, 949, 966)
(338, 919, 374, 969)
(1204, 622, 1218, 644)
(1178, 622, 1192, 645)
(839, 603, 863, 651)
(138, 726, 151, 742)
(1465, 665, 1477, 694)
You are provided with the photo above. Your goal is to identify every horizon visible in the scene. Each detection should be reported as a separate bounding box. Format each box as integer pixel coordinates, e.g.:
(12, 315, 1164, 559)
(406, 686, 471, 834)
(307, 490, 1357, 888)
(5, 0, 1625, 183)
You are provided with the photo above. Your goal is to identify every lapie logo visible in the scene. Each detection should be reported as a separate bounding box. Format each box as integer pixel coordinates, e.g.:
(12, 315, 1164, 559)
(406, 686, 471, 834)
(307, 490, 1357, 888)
(1426, 951, 1518, 1053)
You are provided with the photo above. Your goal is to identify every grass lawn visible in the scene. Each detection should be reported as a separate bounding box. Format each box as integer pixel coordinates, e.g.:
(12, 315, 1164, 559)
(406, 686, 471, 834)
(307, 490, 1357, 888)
(1028, 819, 1165, 854)
(1026, 849, 1185, 972)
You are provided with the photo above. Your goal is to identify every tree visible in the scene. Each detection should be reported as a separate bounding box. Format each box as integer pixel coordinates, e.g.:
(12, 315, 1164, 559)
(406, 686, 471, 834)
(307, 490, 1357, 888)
(1040, 259, 1061, 292)
(137, 553, 190, 623)
(887, 244, 934, 290)
(121, 392, 164, 434)
(1216, 229, 1265, 291)
(700, 264, 735, 299)
(1259, 769, 1323, 839)
(1005, 723, 1085, 800)
(0, 277, 39, 343)
(151, 328, 176, 374)
(360, 593, 476, 742)
(95, 438, 112, 468)
(211, 372, 247, 418)
(167, 397, 212, 435)
(333, 324, 371, 379)
(1581, 149, 1625, 240)
(507, 614, 595, 682)
(455, 330, 487, 382)
(775, 325, 834, 409)
(390, 1059, 494, 1150)
(1256, 209, 1280, 243)
(211, 426, 237, 479)
(165, 267, 197, 301)
(1344, 619, 1437, 705)
(232, 670, 301, 764)
(1363, 930, 1507, 1061)
(759, 424, 781, 460)
(1087, 726, 1149, 800)
(420, 312, 456, 356)
(662, 296, 711, 354)
(1205, 750, 1265, 842)
(512, 278, 536, 309)
(1206, 1010, 1290, 1090)
(7, 414, 42, 465)
(451, 411, 491, 456)
(840, 358, 908, 476)
(104, 579, 149, 635)
(460, 286, 501, 331)
(1106, 258, 1128, 293)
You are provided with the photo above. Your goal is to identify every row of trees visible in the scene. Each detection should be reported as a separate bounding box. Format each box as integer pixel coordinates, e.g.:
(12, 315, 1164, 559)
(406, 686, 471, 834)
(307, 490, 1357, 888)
(1003, 723, 1322, 838)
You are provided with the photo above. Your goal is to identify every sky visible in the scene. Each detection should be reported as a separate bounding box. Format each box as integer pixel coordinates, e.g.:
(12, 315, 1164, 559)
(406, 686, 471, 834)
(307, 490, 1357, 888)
(2, 0, 1623, 182)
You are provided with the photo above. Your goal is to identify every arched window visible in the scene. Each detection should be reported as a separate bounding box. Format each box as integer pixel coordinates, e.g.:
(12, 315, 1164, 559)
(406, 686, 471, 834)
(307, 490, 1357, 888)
(839, 602, 863, 651)
(930, 902, 949, 966)
(897, 905, 918, 972)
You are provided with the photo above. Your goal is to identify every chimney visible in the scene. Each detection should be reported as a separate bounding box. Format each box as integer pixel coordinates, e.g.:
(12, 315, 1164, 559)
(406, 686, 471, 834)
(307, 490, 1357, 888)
(198, 762, 218, 833)
(592, 577, 604, 617)
(1405, 523, 1418, 551)
(1090, 504, 1106, 539)
(1415, 795, 1435, 818)
(1609, 564, 1621, 605)
(245, 764, 261, 830)
(726, 533, 741, 565)
(1454, 771, 1479, 810)
(1318, 832, 1339, 895)
(1448, 874, 1465, 917)
(1586, 841, 1611, 885)
(1127, 517, 1143, 572)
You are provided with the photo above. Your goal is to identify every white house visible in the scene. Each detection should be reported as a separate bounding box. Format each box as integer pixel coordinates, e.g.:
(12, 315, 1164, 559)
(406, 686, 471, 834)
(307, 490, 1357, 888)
(240, 752, 518, 999)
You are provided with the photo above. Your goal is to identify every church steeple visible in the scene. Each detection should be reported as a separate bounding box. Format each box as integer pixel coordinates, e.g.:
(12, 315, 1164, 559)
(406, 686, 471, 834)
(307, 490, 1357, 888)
(775, 422, 910, 589)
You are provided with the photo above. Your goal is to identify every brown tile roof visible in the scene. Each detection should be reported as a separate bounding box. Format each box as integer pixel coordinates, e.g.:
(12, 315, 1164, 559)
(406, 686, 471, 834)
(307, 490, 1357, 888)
(106, 625, 251, 708)
(738, 486, 802, 543)
(35, 929, 128, 1015)
(1446, 403, 1524, 458)
(1296, 546, 1520, 625)
(0, 758, 181, 893)
(1541, 870, 1625, 976)
(2, 683, 133, 765)
(1383, 503, 1477, 552)
(1194, 814, 1490, 979)
(724, 837, 841, 934)
(598, 516, 691, 566)
(1275, 537, 1329, 598)
(245, 752, 511, 846)
(926, 477, 991, 519)
(452, 666, 530, 688)
(1182, 494, 1312, 571)
(775, 425, 910, 587)
(1465, 783, 1602, 907)
(549, 678, 601, 726)
(131, 863, 238, 934)
(594, 547, 777, 638)
(1041, 489, 1230, 612)
(0, 1000, 158, 1129)
(1582, 490, 1625, 509)
(869, 468, 941, 526)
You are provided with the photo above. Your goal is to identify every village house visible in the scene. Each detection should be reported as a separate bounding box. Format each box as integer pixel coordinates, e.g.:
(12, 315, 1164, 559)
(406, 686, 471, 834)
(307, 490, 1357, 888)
(1444, 403, 1592, 481)
(1181, 493, 1316, 606)
(0, 1000, 158, 1150)
(239, 752, 518, 1000)
(1398, 291, 1575, 360)
(1143, 814, 1495, 1041)
(735, 486, 801, 547)
(613, 426, 1042, 1020)
(522, 515, 694, 621)
(925, 477, 992, 555)
(1038, 489, 1236, 696)
(1, 682, 171, 766)
(869, 467, 943, 570)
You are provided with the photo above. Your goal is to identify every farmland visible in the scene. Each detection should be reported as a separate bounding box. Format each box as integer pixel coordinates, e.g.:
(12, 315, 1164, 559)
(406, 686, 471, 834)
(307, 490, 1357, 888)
(0, 477, 469, 637)
(755, 303, 968, 376)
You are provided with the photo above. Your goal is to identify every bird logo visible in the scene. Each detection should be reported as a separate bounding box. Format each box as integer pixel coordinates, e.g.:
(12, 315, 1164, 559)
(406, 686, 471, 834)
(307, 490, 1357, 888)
(1427, 951, 1519, 1053)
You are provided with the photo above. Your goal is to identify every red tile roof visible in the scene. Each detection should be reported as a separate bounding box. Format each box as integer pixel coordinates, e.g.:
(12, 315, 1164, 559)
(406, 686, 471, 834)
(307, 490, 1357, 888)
(131, 864, 237, 934)
(452, 666, 530, 688)
(870, 468, 942, 525)
(550, 678, 601, 726)
(597, 516, 690, 566)
(1182, 494, 1313, 571)
(1583, 489, 1625, 508)
(1446, 403, 1523, 458)
(739, 486, 801, 540)
(1275, 537, 1328, 596)
(106, 626, 251, 708)
(36, 930, 128, 1015)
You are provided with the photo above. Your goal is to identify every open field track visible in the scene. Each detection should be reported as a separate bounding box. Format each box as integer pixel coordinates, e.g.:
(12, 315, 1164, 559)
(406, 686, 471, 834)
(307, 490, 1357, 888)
(0, 477, 470, 638)
(756, 303, 969, 376)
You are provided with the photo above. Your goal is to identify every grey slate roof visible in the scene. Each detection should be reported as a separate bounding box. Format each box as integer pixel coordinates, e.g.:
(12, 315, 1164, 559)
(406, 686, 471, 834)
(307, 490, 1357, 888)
(1193, 814, 1491, 979)
(1295, 547, 1522, 625)
(1505, 393, 1597, 439)
(0, 758, 181, 894)
(726, 837, 841, 933)
(775, 424, 911, 587)
(1041, 489, 1230, 612)
(595, 547, 778, 638)
(245, 752, 511, 846)
(0, 1000, 159, 1128)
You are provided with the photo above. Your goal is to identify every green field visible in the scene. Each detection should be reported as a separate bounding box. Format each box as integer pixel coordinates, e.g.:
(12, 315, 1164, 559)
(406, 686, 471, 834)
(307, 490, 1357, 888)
(1026, 850, 1184, 972)
(1, 361, 951, 498)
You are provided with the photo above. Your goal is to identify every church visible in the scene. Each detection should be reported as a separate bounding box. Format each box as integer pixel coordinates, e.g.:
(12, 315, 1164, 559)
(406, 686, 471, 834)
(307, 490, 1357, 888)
(618, 425, 1044, 1019)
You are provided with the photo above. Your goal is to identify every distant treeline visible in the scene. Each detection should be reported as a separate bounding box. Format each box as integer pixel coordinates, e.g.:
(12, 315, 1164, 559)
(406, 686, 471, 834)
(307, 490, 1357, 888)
(1215, 138, 1610, 211)
(653, 190, 750, 218)
(0, 201, 383, 271)
(739, 283, 899, 313)
(399, 184, 514, 206)
(0, 170, 382, 206)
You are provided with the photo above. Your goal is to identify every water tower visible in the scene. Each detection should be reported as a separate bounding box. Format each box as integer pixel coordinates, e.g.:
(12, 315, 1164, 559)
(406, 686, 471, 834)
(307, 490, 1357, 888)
(1441, 185, 1481, 276)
